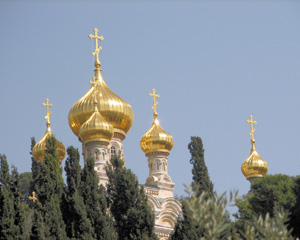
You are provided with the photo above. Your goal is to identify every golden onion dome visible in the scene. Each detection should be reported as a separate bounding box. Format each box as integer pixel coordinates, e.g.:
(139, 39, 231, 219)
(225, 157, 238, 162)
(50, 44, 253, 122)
(32, 98, 66, 163)
(241, 115, 268, 180)
(140, 89, 174, 155)
(241, 140, 268, 179)
(32, 124, 66, 163)
(140, 115, 174, 155)
(79, 98, 114, 144)
(68, 28, 134, 137)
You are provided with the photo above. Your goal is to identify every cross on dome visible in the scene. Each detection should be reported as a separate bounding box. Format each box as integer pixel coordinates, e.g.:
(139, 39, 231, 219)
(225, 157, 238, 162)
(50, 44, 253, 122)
(29, 191, 37, 203)
(42, 98, 53, 125)
(247, 115, 257, 142)
(149, 88, 160, 116)
(89, 28, 104, 68)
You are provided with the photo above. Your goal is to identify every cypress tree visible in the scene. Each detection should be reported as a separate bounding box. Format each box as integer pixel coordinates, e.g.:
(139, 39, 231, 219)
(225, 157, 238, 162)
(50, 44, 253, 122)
(11, 165, 28, 239)
(171, 136, 214, 240)
(30, 136, 67, 239)
(188, 136, 214, 198)
(63, 146, 93, 239)
(81, 157, 117, 240)
(106, 156, 158, 240)
(30, 137, 37, 200)
(0, 154, 15, 240)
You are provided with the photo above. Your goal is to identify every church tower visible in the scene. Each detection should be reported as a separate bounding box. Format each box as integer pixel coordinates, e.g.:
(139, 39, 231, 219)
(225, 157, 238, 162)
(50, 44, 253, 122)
(68, 28, 181, 239)
(241, 115, 268, 184)
(140, 89, 182, 240)
(68, 28, 134, 185)
(32, 98, 66, 163)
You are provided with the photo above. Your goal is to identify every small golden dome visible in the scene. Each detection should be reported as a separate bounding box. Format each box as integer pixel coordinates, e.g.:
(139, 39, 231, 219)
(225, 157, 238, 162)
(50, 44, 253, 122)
(68, 28, 134, 137)
(140, 89, 173, 155)
(79, 100, 114, 144)
(32, 98, 66, 163)
(241, 140, 268, 179)
(140, 115, 174, 155)
(32, 124, 66, 163)
(242, 115, 268, 180)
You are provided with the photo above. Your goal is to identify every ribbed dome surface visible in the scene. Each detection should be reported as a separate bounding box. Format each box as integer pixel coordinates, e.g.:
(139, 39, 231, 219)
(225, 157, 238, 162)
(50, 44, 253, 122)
(68, 69, 134, 137)
(32, 126, 66, 163)
(79, 104, 114, 144)
(241, 142, 268, 179)
(140, 117, 174, 155)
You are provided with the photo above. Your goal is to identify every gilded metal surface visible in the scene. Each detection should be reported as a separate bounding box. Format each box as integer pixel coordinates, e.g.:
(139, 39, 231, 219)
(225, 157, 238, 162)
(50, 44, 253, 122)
(32, 125, 66, 163)
(241, 115, 268, 179)
(149, 88, 160, 116)
(42, 98, 53, 124)
(79, 81, 114, 144)
(89, 28, 104, 68)
(32, 99, 66, 163)
(247, 115, 256, 142)
(29, 191, 37, 203)
(140, 90, 174, 154)
(68, 28, 134, 137)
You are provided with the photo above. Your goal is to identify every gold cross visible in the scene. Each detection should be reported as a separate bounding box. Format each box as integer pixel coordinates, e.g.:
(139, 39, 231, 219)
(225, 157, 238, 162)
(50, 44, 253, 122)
(29, 191, 37, 203)
(42, 98, 53, 124)
(89, 28, 104, 67)
(149, 89, 160, 115)
(247, 115, 257, 141)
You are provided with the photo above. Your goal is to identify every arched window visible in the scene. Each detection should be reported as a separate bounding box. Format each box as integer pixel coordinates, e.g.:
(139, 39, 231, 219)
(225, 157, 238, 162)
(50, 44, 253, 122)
(111, 146, 116, 156)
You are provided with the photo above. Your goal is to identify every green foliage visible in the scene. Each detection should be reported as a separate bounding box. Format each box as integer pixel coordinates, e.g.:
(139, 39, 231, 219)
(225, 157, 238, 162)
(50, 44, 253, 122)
(181, 188, 293, 240)
(171, 136, 215, 239)
(0, 154, 11, 184)
(0, 155, 28, 240)
(31, 136, 67, 239)
(0, 155, 15, 240)
(63, 146, 94, 239)
(81, 157, 116, 240)
(234, 174, 300, 238)
(184, 188, 234, 240)
(106, 156, 157, 240)
(188, 136, 214, 198)
(29, 137, 37, 204)
(11, 166, 28, 239)
(290, 175, 300, 237)
(19, 172, 32, 205)
(170, 199, 203, 240)
(249, 175, 296, 217)
(240, 211, 293, 240)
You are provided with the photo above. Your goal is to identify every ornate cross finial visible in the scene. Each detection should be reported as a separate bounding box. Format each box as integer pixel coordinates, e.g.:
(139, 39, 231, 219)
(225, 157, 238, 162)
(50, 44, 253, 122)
(247, 115, 257, 141)
(149, 88, 160, 116)
(42, 98, 53, 124)
(89, 28, 104, 68)
(29, 191, 38, 203)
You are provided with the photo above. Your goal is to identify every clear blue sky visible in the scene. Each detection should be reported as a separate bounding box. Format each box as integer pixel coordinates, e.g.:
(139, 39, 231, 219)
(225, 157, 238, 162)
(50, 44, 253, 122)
(1, 1, 300, 201)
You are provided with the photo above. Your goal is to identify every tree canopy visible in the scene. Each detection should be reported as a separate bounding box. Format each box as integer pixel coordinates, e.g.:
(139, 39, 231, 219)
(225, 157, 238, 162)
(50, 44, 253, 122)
(106, 156, 158, 240)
